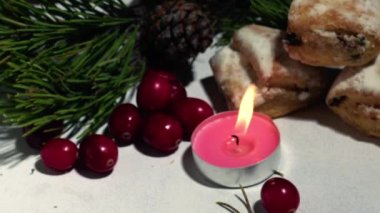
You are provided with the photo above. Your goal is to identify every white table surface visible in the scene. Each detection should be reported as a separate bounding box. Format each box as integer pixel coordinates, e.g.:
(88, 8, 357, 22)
(1, 47, 380, 213)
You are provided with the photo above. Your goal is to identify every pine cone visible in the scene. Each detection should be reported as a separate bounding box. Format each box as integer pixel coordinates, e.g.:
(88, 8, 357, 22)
(144, 0, 214, 61)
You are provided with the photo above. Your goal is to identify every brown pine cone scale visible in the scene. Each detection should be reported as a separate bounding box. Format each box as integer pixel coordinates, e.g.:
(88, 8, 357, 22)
(145, 0, 214, 60)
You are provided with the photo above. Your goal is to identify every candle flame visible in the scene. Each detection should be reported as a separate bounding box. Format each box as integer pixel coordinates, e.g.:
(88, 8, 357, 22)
(235, 85, 257, 134)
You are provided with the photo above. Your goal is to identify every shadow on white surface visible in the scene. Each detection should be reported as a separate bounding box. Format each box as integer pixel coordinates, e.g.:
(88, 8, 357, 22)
(253, 200, 267, 213)
(181, 147, 224, 189)
(133, 139, 177, 158)
(285, 104, 380, 146)
(34, 159, 67, 176)
(33, 151, 113, 178)
(74, 161, 113, 179)
(200, 77, 229, 113)
(0, 125, 38, 168)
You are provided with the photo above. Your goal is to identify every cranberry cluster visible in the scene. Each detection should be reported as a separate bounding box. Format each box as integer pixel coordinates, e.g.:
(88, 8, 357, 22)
(25, 69, 213, 174)
(24, 120, 118, 173)
(109, 69, 214, 152)
(39, 135, 117, 173)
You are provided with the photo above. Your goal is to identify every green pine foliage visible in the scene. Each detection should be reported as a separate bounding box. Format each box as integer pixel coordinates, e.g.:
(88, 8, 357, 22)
(215, 0, 292, 45)
(0, 0, 145, 138)
(251, 0, 293, 28)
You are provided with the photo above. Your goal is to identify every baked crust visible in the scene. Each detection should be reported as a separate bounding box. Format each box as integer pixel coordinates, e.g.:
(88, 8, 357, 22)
(210, 24, 331, 118)
(326, 56, 380, 138)
(286, 0, 380, 67)
(232, 24, 328, 89)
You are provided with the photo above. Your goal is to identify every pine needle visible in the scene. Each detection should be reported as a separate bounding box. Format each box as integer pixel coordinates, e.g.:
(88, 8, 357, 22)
(0, 0, 145, 139)
(216, 186, 254, 213)
(251, 0, 293, 28)
(216, 202, 241, 213)
(215, 0, 292, 45)
(238, 185, 253, 213)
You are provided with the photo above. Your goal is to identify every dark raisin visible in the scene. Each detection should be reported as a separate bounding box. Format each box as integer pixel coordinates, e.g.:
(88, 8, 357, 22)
(283, 33, 302, 46)
(356, 36, 366, 46)
(329, 96, 347, 107)
(351, 54, 362, 60)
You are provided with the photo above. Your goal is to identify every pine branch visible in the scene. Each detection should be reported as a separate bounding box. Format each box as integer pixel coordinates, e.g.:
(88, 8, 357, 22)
(251, 0, 293, 28)
(213, 0, 292, 45)
(0, 0, 145, 139)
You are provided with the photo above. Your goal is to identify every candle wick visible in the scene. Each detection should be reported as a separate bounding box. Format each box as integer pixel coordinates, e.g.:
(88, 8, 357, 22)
(231, 135, 240, 146)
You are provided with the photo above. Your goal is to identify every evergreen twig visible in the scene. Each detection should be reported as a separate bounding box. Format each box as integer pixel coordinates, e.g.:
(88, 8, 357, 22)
(214, 0, 292, 45)
(251, 0, 293, 28)
(0, 0, 145, 139)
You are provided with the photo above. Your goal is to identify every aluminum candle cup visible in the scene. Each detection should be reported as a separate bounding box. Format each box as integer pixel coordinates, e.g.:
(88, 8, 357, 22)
(191, 111, 281, 188)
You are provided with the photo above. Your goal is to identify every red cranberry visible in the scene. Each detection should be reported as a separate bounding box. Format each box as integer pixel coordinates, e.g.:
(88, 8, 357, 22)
(23, 120, 64, 149)
(79, 134, 118, 173)
(171, 97, 214, 134)
(108, 103, 142, 143)
(40, 138, 78, 171)
(261, 177, 300, 213)
(143, 113, 183, 152)
(137, 69, 186, 111)
(143, 69, 177, 81)
(169, 80, 187, 104)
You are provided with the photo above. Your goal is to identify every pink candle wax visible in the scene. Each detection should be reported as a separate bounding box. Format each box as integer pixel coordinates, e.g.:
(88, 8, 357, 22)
(192, 111, 280, 169)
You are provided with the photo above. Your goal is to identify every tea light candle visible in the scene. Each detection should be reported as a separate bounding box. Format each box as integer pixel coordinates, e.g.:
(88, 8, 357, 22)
(191, 85, 281, 187)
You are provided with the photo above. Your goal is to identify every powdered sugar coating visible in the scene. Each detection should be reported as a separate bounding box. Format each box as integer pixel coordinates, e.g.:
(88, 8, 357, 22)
(290, 0, 380, 40)
(233, 26, 279, 78)
(332, 56, 380, 94)
(209, 47, 286, 107)
(210, 47, 255, 106)
(233, 24, 327, 87)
